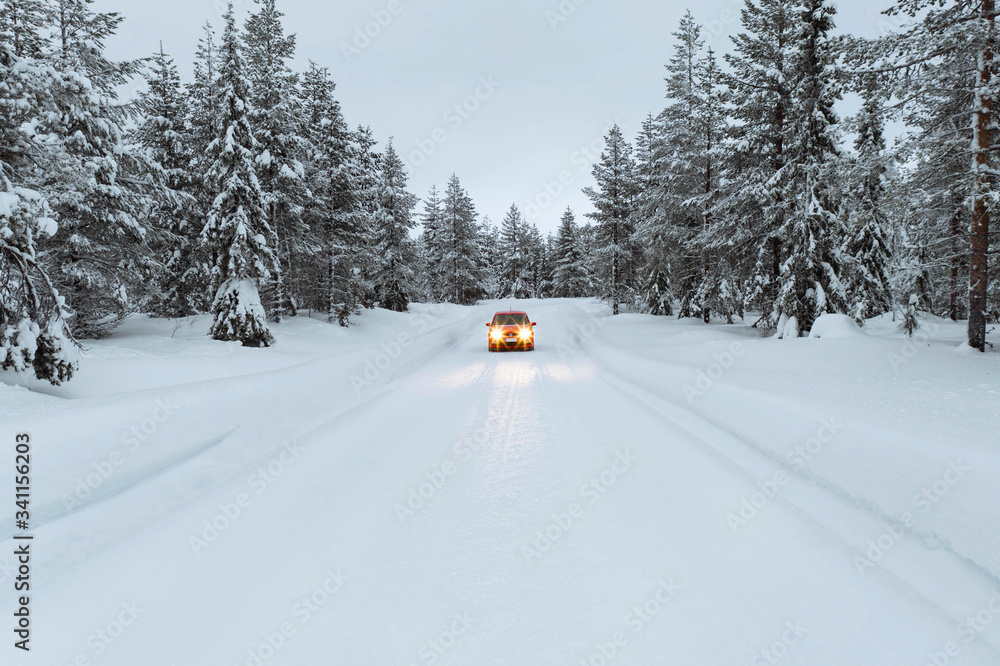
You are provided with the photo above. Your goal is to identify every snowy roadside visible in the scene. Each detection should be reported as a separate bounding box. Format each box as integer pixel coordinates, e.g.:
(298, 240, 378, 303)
(573, 307, 1000, 583)
(0, 304, 482, 552)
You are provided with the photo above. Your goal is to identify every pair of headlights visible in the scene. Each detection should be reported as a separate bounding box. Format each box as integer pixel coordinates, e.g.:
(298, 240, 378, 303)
(491, 327, 532, 341)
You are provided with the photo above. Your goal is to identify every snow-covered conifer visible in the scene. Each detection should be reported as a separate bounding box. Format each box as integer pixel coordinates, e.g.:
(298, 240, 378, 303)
(201, 3, 276, 347)
(583, 125, 640, 315)
(373, 140, 417, 312)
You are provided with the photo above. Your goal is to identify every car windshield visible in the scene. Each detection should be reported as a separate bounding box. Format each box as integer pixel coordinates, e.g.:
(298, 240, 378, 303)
(493, 314, 529, 326)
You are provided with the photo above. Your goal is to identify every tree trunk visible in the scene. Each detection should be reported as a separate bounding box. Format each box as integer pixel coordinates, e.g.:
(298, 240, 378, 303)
(327, 241, 337, 324)
(612, 220, 619, 316)
(950, 207, 961, 321)
(269, 202, 287, 322)
(969, 0, 995, 352)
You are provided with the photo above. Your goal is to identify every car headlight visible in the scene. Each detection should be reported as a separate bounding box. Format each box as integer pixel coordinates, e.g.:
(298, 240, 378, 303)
(518, 328, 532, 341)
(490, 328, 504, 341)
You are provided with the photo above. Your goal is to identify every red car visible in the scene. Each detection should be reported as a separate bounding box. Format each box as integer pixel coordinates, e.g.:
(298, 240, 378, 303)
(487, 311, 537, 352)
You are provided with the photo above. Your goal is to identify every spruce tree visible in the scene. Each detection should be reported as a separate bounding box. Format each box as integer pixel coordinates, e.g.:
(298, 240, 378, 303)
(187, 22, 220, 183)
(841, 78, 893, 324)
(722, 0, 799, 327)
(373, 139, 417, 312)
(583, 125, 640, 315)
(0, 40, 77, 384)
(243, 0, 306, 318)
(0, 0, 49, 58)
(298, 63, 355, 319)
(36, 0, 155, 337)
(660, 12, 708, 318)
(689, 47, 736, 323)
(523, 221, 547, 298)
(418, 185, 446, 302)
(202, 3, 276, 347)
(132, 46, 206, 318)
(479, 215, 502, 299)
(338, 125, 381, 320)
(633, 116, 674, 315)
(440, 174, 485, 305)
(867, 0, 997, 349)
(551, 208, 592, 298)
(772, 0, 848, 337)
(498, 204, 530, 299)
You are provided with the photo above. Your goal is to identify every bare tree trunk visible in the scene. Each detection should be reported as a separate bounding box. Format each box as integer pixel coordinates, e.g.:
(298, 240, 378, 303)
(612, 220, 619, 316)
(950, 207, 961, 321)
(969, 0, 995, 352)
(327, 243, 337, 324)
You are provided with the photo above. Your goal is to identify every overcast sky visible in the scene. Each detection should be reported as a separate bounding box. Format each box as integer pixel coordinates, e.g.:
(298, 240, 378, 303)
(97, 0, 899, 236)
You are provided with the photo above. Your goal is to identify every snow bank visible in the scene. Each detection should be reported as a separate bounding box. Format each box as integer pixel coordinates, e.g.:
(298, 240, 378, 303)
(808, 313, 865, 339)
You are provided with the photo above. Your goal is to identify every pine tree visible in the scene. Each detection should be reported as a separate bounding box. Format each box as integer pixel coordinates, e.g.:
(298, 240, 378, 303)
(868, 0, 997, 349)
(660, 12, 708, 318)
(0, 0, 49, 58)
(187, 22, 220, 177)
(583, 125, 640, 315)
(439, 174, 485, 305)
(523, 221, 547, 298)
(772, 0, 848, 337)
(36, 0, 155, 337)
(722, 0, 800, 327)
(840, 78, 893, 324)
(497, 204, 530, 299)
(418, 185, 446, 302)
(132, 45, 207, 318)
(201, 3, 276, 347)
(689, 47, 736, 323)
(0, 40, 77, 384)
(479, 214, 502, 299)
(298, 62, 354, 318)
(633, 116, 674, 315)
(551, 208, 592, 298)
(243, 0, 306, 318)
(373, 139, 417, 312)
(338, 125, 381, 321)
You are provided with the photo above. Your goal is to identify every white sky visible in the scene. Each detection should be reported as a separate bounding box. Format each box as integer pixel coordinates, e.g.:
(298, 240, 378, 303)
(98, 0, 900, 236)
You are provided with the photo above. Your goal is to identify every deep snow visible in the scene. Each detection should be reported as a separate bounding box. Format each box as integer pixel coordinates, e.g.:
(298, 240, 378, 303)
(1, 299, 998, 665)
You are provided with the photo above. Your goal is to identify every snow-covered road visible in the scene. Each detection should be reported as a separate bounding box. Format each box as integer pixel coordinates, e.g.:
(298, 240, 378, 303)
(3, 299, 1000, 665)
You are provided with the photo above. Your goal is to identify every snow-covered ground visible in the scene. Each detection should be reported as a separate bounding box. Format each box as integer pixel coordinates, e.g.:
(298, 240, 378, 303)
(2, 298, 999, 665)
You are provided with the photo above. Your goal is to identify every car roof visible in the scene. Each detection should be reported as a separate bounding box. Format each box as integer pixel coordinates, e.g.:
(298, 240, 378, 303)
(494, 311, 528, 315)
